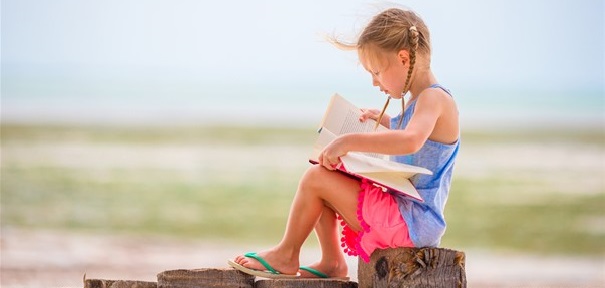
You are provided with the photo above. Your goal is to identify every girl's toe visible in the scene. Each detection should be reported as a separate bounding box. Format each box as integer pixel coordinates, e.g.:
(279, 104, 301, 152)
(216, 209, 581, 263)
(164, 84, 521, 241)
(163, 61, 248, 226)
(234, 255, 245, 264)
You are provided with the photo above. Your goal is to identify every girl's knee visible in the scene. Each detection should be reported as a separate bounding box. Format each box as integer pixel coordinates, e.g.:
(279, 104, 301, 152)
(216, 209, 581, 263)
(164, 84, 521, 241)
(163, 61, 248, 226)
(299, 165, 329, 191)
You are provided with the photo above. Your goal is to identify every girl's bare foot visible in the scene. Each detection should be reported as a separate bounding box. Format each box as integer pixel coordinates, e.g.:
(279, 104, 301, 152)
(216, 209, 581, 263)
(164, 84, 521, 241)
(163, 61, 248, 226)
(299, 259, 348, 278)
(233, 248, 299, 276)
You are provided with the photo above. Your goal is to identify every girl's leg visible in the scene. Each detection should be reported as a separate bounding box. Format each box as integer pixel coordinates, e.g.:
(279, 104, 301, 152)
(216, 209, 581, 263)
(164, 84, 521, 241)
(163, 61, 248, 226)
(297, 204, 348, 278)
(234, 166, 362, 275)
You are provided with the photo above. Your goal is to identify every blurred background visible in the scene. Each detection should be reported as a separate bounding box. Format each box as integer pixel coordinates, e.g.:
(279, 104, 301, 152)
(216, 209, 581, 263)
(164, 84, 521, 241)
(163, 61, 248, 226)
(1, 0, 603, 287)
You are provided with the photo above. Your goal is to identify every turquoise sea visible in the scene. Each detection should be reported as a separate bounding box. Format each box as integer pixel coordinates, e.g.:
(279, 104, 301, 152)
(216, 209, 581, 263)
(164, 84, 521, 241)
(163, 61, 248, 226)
(2, 72, 603, 131)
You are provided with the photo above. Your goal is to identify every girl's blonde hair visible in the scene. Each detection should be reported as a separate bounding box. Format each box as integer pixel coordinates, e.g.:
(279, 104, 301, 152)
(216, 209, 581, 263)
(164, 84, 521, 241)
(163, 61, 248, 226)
(330, 8, 431, 128)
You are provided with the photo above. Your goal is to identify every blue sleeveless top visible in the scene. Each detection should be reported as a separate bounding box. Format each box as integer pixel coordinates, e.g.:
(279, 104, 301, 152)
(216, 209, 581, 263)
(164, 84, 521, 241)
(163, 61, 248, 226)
(389, 84, 460, 247)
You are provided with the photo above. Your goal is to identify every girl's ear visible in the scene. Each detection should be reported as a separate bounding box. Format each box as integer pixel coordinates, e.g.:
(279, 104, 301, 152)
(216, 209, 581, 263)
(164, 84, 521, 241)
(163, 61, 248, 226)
(398, 50, 410, 65)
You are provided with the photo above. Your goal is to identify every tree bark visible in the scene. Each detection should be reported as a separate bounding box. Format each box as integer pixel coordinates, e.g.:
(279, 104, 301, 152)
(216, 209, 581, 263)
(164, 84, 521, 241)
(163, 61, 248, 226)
(358, 247, 466, 288)
(84, 279, 157, 288)
(157, 268, 255, 288)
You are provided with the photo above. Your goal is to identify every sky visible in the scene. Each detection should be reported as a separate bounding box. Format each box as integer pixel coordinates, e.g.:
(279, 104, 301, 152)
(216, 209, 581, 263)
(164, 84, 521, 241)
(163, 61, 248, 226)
(1, 0, 604, 128)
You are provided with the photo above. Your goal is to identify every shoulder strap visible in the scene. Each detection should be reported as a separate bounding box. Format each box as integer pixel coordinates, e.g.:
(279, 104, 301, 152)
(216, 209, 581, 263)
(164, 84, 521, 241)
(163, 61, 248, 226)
(429, 83, 452, 96)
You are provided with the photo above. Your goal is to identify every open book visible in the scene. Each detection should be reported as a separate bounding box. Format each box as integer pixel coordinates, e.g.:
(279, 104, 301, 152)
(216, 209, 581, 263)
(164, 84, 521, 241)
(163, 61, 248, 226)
(309, 94, 432, 202)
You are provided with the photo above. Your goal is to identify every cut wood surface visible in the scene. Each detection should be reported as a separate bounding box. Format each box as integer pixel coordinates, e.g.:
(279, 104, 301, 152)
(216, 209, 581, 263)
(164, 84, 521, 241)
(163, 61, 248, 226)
(358, 247, 466, 288)
(84, 279, 157, 288)
(157, 268, 255, 288)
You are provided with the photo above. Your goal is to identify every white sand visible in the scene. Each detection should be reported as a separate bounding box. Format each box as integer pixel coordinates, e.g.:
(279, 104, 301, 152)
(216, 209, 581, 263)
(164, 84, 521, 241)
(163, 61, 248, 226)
(2, 136, 604, 287)
(1, 228, 603, 288)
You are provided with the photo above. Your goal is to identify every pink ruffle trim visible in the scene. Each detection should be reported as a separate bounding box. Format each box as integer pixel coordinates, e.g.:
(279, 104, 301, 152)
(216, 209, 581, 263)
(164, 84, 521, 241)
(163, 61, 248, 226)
(337, 179, 377, 263)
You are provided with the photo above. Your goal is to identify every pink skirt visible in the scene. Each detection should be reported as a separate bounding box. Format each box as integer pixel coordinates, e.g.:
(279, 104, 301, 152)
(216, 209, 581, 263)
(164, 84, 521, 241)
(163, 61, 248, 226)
(338, 179, 415, 262)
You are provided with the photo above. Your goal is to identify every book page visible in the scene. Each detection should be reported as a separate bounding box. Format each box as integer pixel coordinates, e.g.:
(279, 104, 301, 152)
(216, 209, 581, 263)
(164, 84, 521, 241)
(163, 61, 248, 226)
(312, 127, 385, 161)
(342, 152, 433, 176)
(319, 94, 388, 135)
(356, 172, 422, 201)
(318, 94, 388, 159)
(309, 127, 337, 163)
(339, 109, 374, 134)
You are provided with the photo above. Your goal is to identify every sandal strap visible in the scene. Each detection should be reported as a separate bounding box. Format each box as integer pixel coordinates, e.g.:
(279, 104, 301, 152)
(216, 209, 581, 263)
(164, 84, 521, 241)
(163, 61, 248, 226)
(299, 266, 329, 278)
(244, 252, 278, 274)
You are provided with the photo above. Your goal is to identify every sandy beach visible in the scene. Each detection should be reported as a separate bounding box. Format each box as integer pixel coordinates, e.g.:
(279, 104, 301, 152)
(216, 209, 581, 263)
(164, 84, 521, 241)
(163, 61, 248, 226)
(1, 228, 604, 288)
(1, 125, 604, 287)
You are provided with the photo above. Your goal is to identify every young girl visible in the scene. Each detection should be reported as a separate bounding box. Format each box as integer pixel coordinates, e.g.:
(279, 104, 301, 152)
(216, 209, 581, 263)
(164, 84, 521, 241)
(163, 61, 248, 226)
(229, 7, 459, 279)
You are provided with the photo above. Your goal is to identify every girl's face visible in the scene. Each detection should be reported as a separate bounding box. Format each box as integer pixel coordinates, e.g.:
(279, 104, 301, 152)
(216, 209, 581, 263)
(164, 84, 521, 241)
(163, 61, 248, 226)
(359, 48, 409, 99)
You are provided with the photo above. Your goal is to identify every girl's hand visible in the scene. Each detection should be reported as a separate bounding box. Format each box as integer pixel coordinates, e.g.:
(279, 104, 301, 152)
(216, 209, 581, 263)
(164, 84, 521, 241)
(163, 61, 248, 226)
(318, 135, 349, 171)
(359, 108, 391, 128)
(359, 108, 381, 122)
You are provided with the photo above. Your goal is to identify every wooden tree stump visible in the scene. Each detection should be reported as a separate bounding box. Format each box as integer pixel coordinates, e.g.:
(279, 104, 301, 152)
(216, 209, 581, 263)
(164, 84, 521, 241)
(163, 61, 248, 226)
(255, 279, 358, 288)
(358, 247, 466, 288)
(157, 268, 255, 288)
(84, 279, 157, 288)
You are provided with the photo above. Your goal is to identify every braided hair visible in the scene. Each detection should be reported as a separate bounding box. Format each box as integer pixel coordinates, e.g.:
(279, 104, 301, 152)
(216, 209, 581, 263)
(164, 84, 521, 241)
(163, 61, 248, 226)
(395, 25, 420, 128)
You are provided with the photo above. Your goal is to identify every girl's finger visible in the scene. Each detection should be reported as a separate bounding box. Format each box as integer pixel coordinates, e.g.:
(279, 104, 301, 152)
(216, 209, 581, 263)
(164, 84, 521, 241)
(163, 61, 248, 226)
(359, 109, 379, 122)
(322, 155, 338, 171)
(359, 111, 373, 122)
(319, 153, 329, 170)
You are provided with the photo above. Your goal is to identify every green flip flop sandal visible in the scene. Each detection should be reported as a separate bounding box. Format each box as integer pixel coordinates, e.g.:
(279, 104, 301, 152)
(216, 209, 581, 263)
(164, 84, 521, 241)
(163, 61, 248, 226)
(299, 266, 350, 280)
(228, 252, 299, 279)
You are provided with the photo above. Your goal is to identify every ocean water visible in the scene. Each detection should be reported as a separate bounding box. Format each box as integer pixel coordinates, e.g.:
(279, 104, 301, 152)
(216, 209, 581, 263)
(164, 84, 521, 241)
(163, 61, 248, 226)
(1, 65, 603, 130)
(2, 83, 603, 130)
